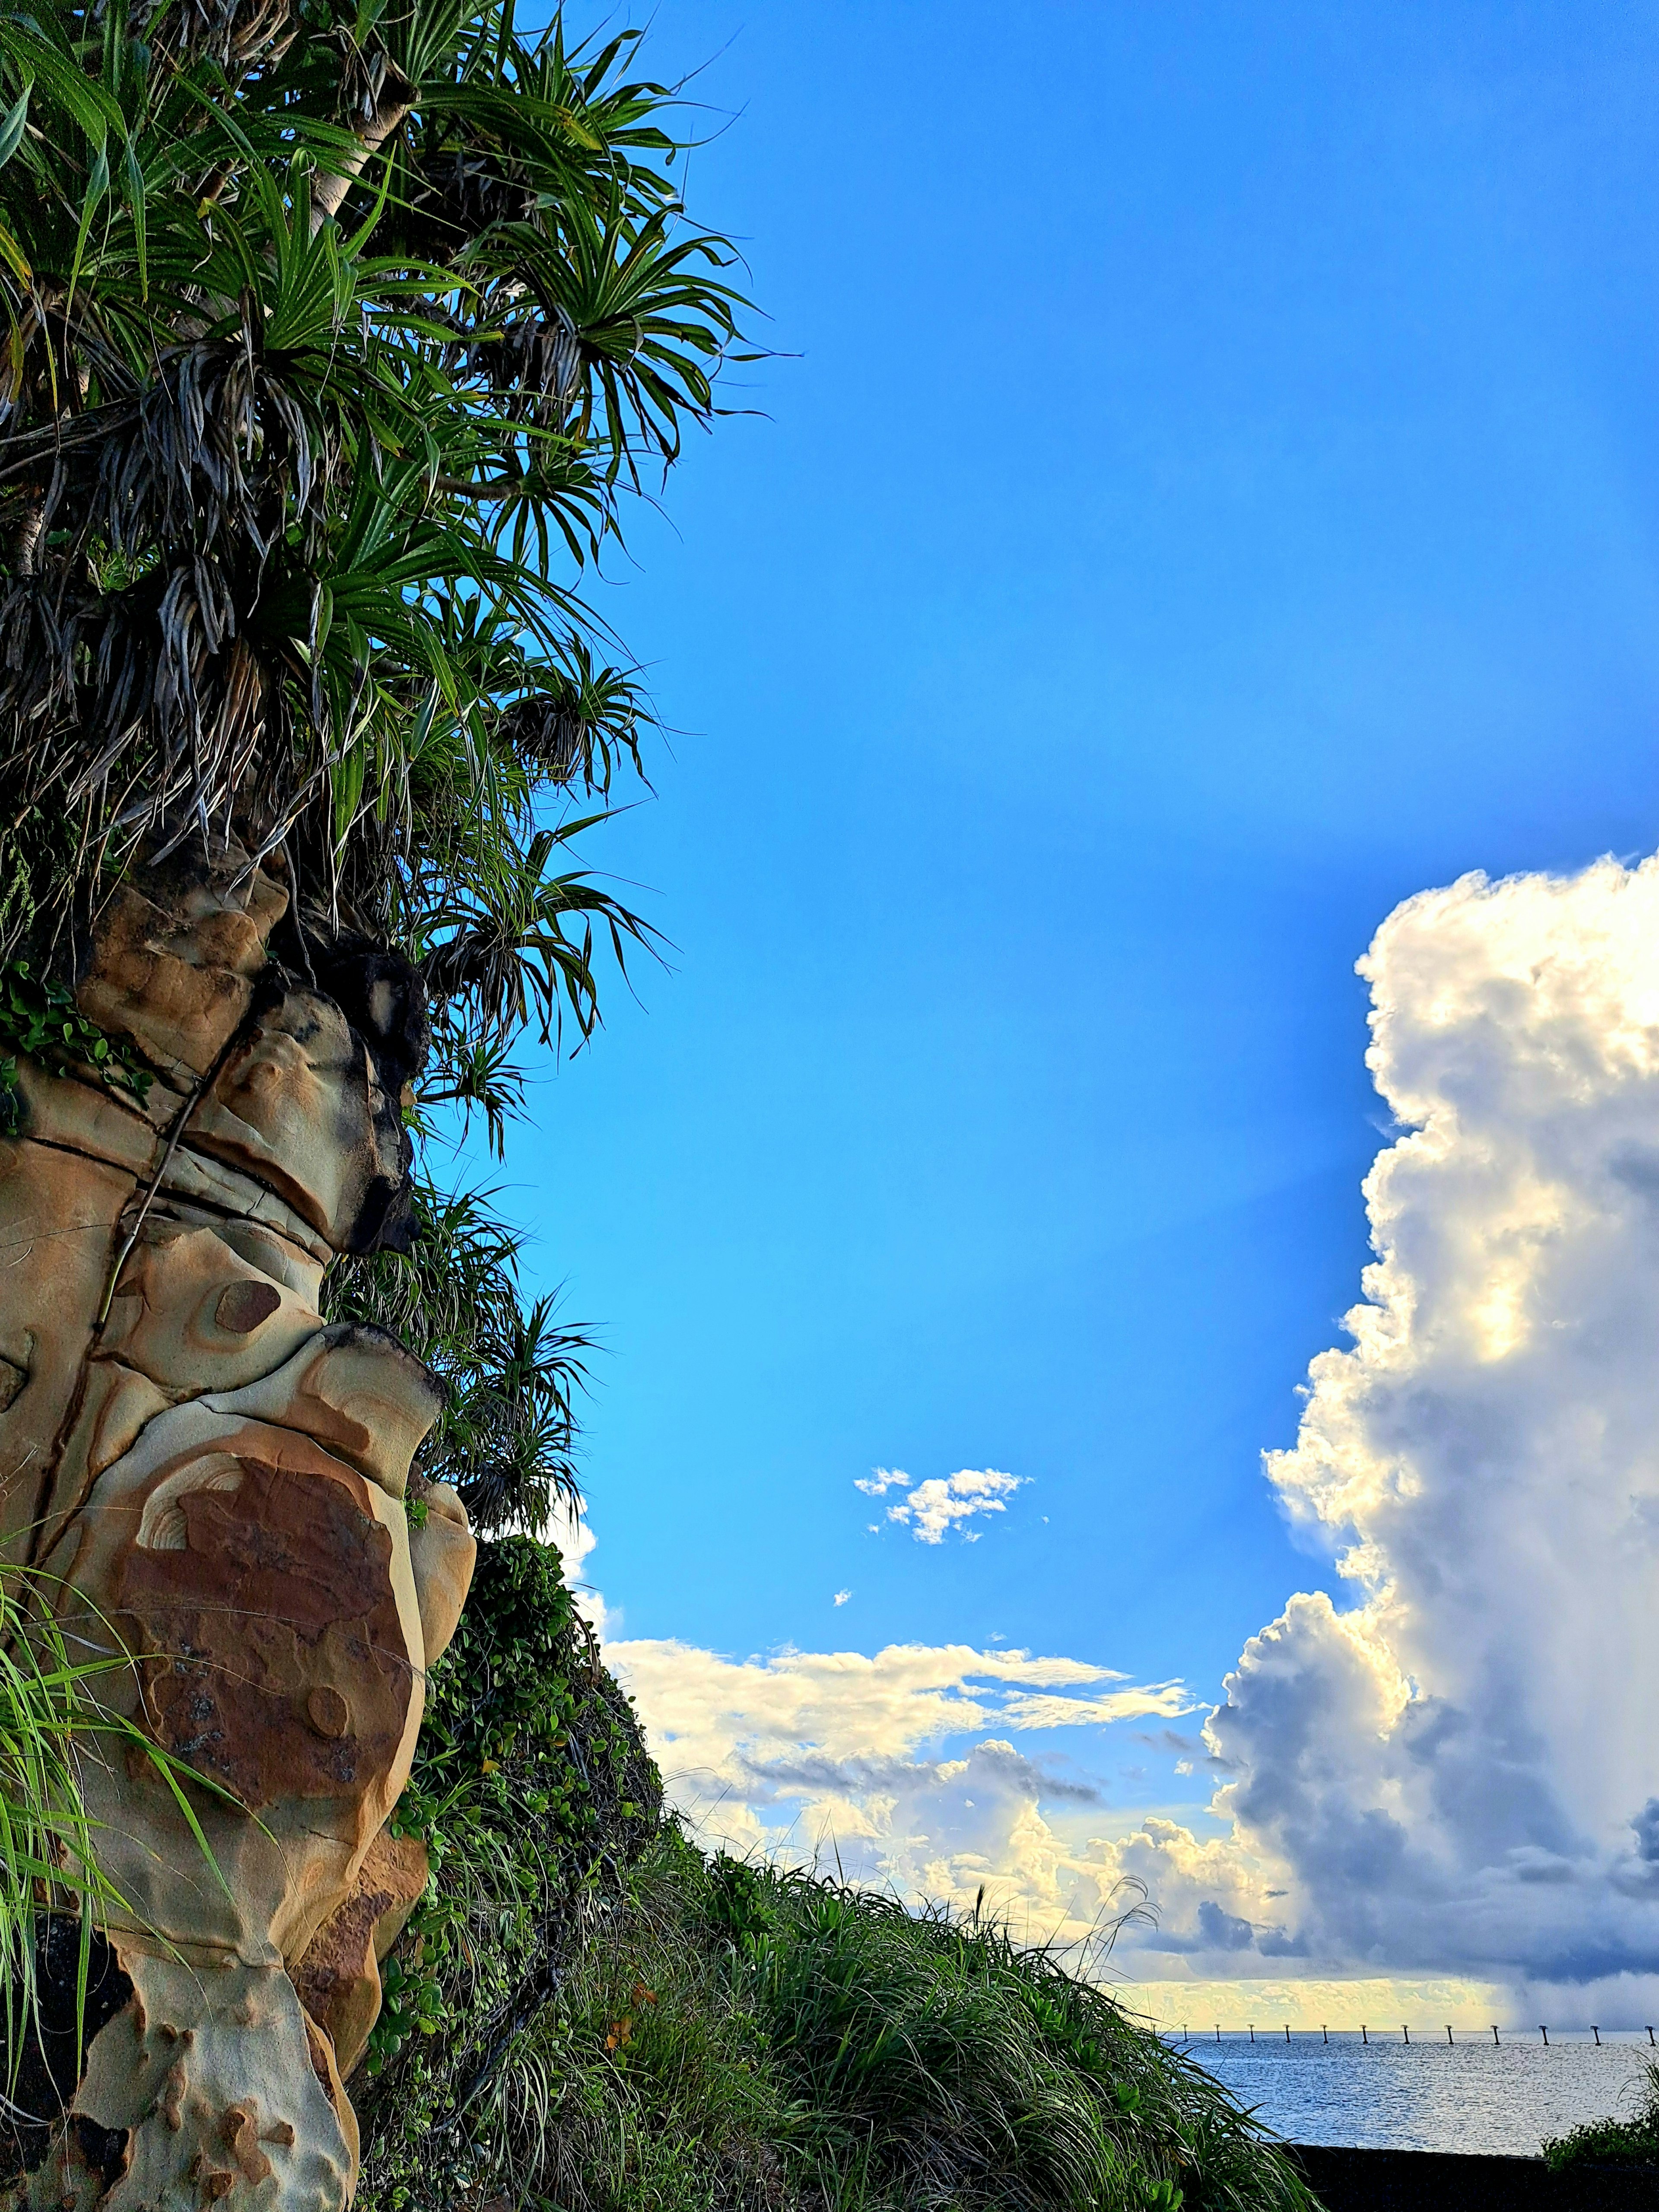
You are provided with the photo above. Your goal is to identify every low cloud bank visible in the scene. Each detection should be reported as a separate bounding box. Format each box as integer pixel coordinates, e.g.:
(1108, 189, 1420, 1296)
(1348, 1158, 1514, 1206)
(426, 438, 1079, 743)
(600, 855, 1659, 2021)
(605, 1637, 1188, 1884)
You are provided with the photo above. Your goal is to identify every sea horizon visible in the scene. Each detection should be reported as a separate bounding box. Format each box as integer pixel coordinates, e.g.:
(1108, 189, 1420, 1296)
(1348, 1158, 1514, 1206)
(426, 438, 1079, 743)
(1166, 2031, 1657, 2154)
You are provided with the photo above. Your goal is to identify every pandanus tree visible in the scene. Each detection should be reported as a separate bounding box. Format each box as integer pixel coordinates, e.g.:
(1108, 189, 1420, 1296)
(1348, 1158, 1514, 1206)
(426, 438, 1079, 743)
(0, 0, 744, 1124)
(0, 6, 746, 2207)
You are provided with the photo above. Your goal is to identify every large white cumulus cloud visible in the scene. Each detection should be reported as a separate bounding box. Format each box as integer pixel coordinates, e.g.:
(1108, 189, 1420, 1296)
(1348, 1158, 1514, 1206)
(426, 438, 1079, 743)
(600, 854, 1659, 2018)
(1148, 856, 1659, 2004)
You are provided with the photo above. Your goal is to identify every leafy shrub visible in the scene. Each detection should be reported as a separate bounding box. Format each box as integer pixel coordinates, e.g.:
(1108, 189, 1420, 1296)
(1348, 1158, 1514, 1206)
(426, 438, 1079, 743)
(0, 964, 153, 1136)
(1543, 2060, 1659, 2170)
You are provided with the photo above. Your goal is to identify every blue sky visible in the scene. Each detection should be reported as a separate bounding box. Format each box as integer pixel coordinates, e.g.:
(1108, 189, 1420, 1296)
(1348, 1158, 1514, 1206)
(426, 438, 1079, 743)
(479, 2, 1659, 1842)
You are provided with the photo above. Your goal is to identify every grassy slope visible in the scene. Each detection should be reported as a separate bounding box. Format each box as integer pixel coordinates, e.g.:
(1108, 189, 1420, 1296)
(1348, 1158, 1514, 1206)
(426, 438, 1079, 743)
(511, 1833, 1316, 2212)
(356, 1538, 1314, 2212)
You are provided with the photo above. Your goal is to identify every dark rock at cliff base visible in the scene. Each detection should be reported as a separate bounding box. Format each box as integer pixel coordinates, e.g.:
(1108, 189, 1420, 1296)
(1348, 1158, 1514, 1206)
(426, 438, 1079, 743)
(1291, 2143, 1659, 2209)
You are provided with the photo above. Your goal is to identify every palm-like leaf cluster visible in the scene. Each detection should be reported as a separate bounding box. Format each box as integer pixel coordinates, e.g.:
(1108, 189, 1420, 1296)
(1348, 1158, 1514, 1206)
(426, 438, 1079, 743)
(0, 0, 749, 1091)
(326, 1179, 588, 1533)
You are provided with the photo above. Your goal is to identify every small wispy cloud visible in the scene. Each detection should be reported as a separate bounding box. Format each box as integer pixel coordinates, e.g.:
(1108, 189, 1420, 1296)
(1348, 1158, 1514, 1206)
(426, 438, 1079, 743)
(833, 1589, 851, 1606)
(855, 1467, 911, 1497)
(884, 1467, 1025, 1545)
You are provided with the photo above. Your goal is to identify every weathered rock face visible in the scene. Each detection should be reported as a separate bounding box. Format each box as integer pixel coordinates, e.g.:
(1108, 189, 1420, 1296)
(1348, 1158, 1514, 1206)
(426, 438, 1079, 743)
(0, 848, 475, 2212)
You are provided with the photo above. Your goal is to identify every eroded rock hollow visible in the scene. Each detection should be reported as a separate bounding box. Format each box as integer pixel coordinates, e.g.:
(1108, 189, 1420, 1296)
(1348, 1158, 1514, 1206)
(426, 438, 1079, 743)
(0, 847, 475, 2212)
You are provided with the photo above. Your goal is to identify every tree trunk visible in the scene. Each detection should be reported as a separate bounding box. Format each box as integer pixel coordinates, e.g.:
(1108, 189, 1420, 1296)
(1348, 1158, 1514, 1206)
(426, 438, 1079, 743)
(0, 842, 475, 2212)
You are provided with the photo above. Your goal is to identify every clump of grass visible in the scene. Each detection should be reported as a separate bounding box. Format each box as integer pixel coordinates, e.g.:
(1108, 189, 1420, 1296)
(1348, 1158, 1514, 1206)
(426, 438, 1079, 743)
(1543, 2060, 1659, 2171)
(751, 1865, 1306, 2212)
(0, 1570, 165, 2021)
(0, 1562, 226, 2160)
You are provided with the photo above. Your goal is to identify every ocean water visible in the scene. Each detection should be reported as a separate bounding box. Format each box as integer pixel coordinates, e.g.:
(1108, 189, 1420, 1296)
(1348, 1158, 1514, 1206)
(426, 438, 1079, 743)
(1170, 2031, 1659, 2154)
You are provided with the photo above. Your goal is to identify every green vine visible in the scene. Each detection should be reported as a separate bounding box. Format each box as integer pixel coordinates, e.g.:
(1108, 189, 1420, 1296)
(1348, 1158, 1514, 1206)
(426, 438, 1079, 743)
(0, 962, 154, 1136)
